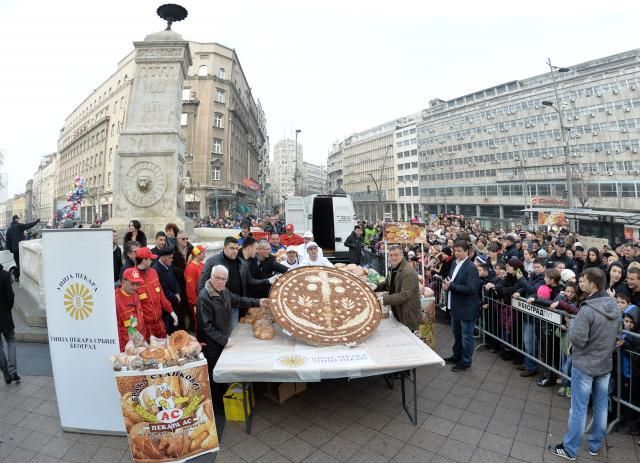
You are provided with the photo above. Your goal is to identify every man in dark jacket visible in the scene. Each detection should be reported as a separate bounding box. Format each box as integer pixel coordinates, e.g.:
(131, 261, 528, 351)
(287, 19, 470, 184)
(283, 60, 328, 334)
(375, 244, 422, 332)
(344, 225, 364, 265)
(0, 264, 19, 384)
(119, 240, 141, 283)
(198, 237, 274, 324)
(546, 239, 577, 272)
(197, 264, 267, 410)
(519, 257, 548, 376)
(153, 247, 181, 333)
(502, 235, 523, 261)
(5, 215, 40, 281)
(254, 239, 288, 298)
(549, 268, 621, 461)
(443, 240, 480, 372)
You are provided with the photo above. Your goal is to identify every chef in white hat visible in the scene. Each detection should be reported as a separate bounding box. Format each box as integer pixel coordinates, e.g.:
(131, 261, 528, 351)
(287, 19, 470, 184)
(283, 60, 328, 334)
(298, 231, 323, 260)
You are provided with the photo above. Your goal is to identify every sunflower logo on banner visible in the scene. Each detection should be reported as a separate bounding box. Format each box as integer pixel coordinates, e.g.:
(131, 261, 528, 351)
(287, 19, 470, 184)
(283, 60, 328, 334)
(63, 283, 95, 320)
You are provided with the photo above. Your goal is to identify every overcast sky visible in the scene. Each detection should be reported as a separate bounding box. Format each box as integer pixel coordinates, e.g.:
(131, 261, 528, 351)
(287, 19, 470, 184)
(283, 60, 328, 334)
(1, 0, 639, 195)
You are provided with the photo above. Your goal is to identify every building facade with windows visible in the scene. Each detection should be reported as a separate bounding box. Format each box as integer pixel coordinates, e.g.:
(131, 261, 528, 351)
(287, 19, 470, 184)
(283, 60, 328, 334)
(395, 115, 420, 220)
(270, 138, 304, 207)
(31, 153, 57, 226)
(342, 120, 398, 221)
(418, 49, 640, 224)
(303, 162, 327, 196)
(56, 41, 267, 223)
(326, 141, 344, 194)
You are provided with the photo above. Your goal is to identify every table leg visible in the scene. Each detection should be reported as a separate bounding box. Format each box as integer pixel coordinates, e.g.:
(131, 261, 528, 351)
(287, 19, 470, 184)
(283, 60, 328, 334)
(242, 382, 255, 434)
(400, 369, 418, 425)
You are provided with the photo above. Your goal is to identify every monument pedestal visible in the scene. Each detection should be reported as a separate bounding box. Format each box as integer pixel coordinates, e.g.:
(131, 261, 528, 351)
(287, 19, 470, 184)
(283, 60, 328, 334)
(105, 29, 193, 238)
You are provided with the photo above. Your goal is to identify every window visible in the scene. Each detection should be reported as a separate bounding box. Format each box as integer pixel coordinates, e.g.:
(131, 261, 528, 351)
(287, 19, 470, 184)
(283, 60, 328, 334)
(216, 89, 225, 103)
(621, 183, 636, 197)
(600, 183, 618, 197)
(214, 112, 223, 128)
(181, 113, 188, 126)
(182, 88, 191, 100)
(217, 67, 225, 79)
(111, 124, 115, 136)
(398, 188, 405, 197)
(212, 138, 223, 154)
(211, 166, 221, 182)
(198, 65, 208, 77)
(412, 187, 419, 196)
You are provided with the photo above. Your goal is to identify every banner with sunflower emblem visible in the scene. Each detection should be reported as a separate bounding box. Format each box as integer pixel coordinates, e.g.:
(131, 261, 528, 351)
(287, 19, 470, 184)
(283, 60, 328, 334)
(115, 359, 219, 462)
(42, 229, 123, 433)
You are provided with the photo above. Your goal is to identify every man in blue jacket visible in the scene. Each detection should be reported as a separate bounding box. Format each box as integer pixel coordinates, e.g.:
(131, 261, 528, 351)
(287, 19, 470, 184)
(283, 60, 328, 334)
(443, 240, 480, 372)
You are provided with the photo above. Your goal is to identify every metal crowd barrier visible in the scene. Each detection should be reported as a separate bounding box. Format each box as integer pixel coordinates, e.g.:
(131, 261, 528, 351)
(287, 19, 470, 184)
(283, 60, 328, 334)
(474, 293, 640, 434)
(423, 274, 446, 310)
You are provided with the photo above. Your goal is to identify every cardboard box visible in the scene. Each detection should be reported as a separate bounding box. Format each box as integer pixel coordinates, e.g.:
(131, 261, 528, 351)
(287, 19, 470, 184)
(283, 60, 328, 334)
(263, 382, 306, 404)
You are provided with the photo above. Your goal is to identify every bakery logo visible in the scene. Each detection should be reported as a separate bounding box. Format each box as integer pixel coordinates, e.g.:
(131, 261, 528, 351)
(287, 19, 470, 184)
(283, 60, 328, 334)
(130, 378, 202, 430)
(57, 273, 98, 321)
(276, 354, 307, 369)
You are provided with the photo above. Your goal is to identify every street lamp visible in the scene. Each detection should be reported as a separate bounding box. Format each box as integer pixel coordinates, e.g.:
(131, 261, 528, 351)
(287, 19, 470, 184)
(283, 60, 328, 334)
(544, 58, 573, 217)
(294, 129, 301, 195)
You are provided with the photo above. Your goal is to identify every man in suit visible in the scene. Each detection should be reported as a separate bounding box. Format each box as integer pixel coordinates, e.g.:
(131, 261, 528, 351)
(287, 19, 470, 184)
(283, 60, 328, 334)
(153, 246, 181, 334)
(443, 240, 480, 372)
(375, 244, 422, 331)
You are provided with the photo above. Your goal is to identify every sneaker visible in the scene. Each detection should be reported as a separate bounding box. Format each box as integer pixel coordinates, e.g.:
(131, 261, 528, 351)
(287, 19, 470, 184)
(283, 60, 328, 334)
(588, 448, 599, 456)
(547, 443, 576, 461)
(558, 386, 566, 396)
(9, 373, 20, 383)
(565, 387, 571, 398)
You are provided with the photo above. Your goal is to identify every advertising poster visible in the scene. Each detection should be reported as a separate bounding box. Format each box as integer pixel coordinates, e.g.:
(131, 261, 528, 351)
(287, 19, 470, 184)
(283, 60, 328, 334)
(42, 229, 123, 433)
(383, 222, 427, 243)
(115, 360, 219, 462)
(415, 297, 435, 349)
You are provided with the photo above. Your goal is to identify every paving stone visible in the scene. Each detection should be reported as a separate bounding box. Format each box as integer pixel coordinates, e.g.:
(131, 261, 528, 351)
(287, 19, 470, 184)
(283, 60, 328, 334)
(5, 446, 37, 463)
(17, 430, 52, 453)
(273, 437, 314, 463)
(422, 415, 456, 437)
(232, 437, 271, 462)
(296, 424, 335, 447)
(499, 396, 526, 412)
(442, 392, 472, 409)
(357, 409, 393, 431)
(432, 403, 465, 422)
(62, 441, 99, 463)
(365, 431, 404, 460)
(255, 425, 295, 448)
(515, 425, 548, 447)
(340, 422, 378, 446)
(30, 454, 61, 463)
(492, 406, 522, 425)
(470, 447, 508, 463)
(486, 418, 518, 439)
(478, 431, 514, 456)
(450, 423, 484, 446)
(349, 448, 391, 463)
(437, 437, 476, 463)
(408, 427, 447, 452)
(466, 400, 497, 418)
(321, 434, 361, 461)
(458, 410, 490, 431)
(379, 419, 419, 441)
(255, 449, 292, 463)
(509, 440, 543, 463)
(475, 389, 501, 405)
(393, 443, 435, 463)
(91, 446, 127, 463)
(303, 449, 341, 463)
(39, 436, 76, 459)
(519, 413, 549, 433)
(215, 449, 249, 463)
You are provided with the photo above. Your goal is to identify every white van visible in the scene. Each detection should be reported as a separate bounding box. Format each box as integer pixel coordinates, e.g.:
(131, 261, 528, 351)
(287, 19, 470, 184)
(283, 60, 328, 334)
(285, 194, 356, 262)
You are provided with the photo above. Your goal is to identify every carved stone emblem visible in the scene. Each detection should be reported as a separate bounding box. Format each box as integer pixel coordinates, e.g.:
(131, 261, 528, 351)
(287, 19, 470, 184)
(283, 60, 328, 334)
(123, 161, 167, 207)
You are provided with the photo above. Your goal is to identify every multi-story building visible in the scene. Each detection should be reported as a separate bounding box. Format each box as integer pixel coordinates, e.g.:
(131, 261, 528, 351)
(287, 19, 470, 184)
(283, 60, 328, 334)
(32, 153, 57, 225)
(303, 162, 327, 196)
(326, 141, 344, 194)
(342, 120, 397, 221)
(395, 115, 420, 220)
(57, 41, 267, 223)
(418, 49, 640, 225)
(0, 200, 10, 229)
(11, 193, 25, 222)
(270, 138, 304, 206)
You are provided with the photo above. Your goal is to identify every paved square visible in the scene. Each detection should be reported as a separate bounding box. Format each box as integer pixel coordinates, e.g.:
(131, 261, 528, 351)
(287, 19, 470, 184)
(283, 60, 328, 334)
(1, 321, 639, 462)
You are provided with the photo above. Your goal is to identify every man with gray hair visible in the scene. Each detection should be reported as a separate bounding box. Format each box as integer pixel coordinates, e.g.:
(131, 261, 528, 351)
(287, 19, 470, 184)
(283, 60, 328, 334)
(254, 239, 288, 297)
(197, 264, 269, 410)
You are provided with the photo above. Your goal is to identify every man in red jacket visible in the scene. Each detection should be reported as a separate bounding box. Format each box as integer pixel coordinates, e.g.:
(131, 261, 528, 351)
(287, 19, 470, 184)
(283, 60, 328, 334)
(115, 268, 146, 351)
(134, 247, 178, 338)
(280, 224, 304, 247)
(185, 244, 207, 331)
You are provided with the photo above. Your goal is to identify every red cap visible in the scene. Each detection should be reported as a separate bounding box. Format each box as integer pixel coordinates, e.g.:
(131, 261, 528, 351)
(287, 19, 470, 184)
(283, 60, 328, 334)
(122, 268, 144, 284)
(192, 244, 207, 256)
(135, 247, 157, 260)
(285, 224, 294, 231)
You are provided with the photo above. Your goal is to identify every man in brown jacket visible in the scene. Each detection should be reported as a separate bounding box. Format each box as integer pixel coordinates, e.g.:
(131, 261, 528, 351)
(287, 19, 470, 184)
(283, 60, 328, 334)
(376, 244, 422, 331)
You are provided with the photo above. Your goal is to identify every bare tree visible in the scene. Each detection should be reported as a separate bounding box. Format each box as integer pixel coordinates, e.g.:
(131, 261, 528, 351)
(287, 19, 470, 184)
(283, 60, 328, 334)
(572, 173, 593, 208)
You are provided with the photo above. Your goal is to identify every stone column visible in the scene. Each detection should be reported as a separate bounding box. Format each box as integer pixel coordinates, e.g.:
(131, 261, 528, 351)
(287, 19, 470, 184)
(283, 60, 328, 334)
(499, 205, 504, 220)
(476, 205, 481, 217)
(106, 29, 193, 237)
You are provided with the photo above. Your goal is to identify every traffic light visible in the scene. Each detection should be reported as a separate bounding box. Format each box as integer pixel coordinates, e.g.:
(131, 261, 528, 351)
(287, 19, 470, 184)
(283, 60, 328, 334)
(562, 190, 568, 200)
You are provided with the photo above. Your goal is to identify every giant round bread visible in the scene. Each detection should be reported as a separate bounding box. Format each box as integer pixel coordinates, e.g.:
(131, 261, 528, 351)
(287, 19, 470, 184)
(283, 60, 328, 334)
(269, 266, 382, 346)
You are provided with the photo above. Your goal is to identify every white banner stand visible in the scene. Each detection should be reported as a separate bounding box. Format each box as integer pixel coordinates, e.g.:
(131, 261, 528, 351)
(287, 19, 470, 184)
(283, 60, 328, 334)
(42, 229, 125, 434)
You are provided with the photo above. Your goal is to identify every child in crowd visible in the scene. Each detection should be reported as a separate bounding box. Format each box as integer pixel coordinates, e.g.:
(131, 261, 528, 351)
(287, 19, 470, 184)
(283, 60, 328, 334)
(615, 307, 640, 434)
(550, 282, 579, 397)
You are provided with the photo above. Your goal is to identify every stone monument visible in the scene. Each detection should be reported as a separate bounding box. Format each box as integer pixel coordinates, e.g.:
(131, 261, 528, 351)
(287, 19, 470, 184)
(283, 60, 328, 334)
(106, 5, 193, 236)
